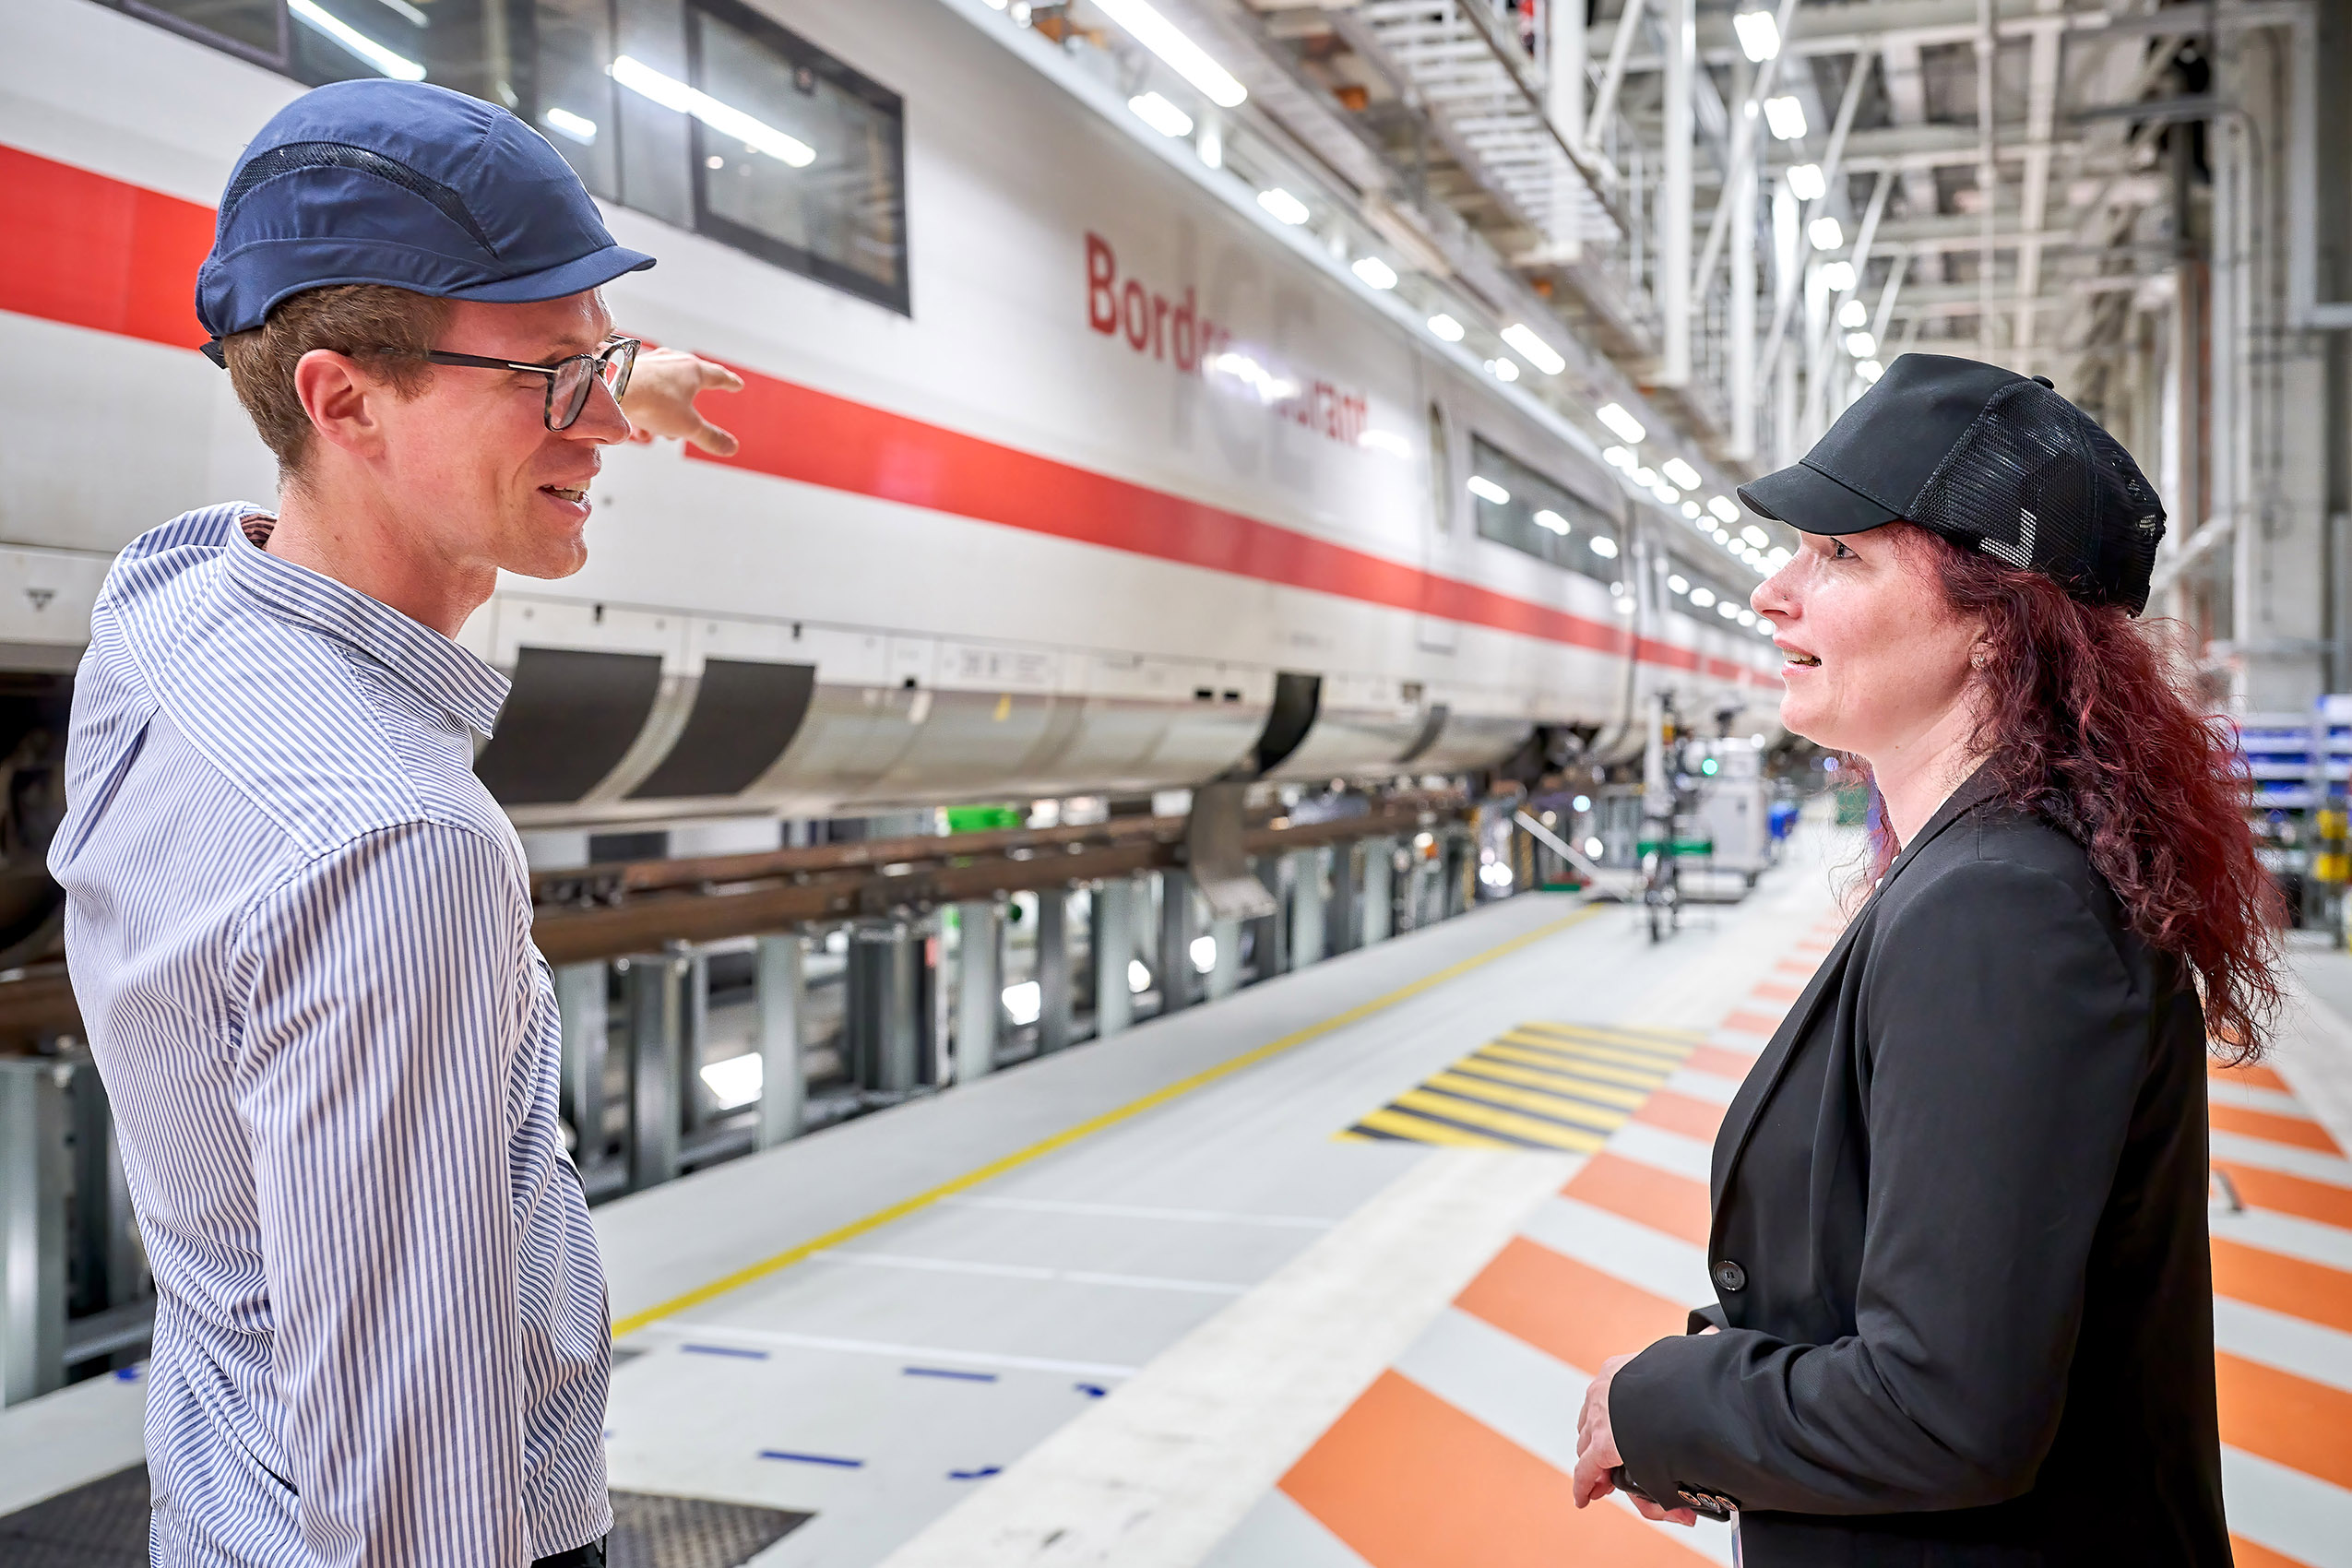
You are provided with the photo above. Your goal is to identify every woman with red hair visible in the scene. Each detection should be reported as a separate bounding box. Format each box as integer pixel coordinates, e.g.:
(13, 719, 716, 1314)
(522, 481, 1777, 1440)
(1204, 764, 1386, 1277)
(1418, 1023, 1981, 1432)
(1569, 355, 2276, 1566)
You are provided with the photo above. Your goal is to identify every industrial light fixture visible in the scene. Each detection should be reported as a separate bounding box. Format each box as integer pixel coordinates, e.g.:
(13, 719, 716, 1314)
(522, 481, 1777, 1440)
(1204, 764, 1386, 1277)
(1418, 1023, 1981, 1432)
(1808, 216, 1844, 252)
(1764, 95, 1808, 141)
(1714, 528, 1732, 543)
(613, 56, 814, 166)
(1092, 0, 1248, 107)
(1467, 475, 1509, 504)
(1257, 187, 1310, 225)
(1601, 445, 1635, 469)
(1662, 457, 1701, 490)
(541, 106, 598, 144)
(1819, 260, 1857, 291)
(1786, 162, 1826, 201)
(1632, 466, 1658, 487)
(1127, 959, 1152, 993)
(1732, 7, 1781, 63)
(1428, 313, 1466, 341)
(1189, 934, 1218, 973)
(1757, 616, 1776, 635)
(1534, 508, 1570, 534)
(1351, 255, 1398, 290)
(1590, 536, 1620, 558)
(1845, 330, 1878, 358)
(1717, 600, 1741, 619)
(1707, 495, 1740, 524)
(1681, 501, 1702, 520)
(1486, 357, 1520, 382)
(1127, 91, 1194, 138)
(292, 0, 424, 79)
(1654, 483, 1681, 505)
(1668, 574, 1690, 595)
(1596, 402, 1646, 443)
(1838, 298, 1870, 328)
(1002, 979, 1043, 1026)
(1690, 587, 1717, 608)
(1501, 323, 1567, 375)
(1857, 358, 1885, 384)
(1742, 524, 1769, 547)
(1198, 125, 1222, 168)
(1738, 609, 1758, 626)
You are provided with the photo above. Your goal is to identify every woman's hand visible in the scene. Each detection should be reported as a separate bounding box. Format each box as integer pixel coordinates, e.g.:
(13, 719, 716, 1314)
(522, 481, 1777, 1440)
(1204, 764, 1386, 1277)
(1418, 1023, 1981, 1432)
(618, 347, 745, 456)
(1572, 1351, 1698, 1526)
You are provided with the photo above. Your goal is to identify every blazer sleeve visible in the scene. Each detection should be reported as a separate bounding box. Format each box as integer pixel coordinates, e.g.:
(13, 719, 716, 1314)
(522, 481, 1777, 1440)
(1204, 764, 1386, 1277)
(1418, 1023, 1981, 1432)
(1610, 856, 2149, 1515)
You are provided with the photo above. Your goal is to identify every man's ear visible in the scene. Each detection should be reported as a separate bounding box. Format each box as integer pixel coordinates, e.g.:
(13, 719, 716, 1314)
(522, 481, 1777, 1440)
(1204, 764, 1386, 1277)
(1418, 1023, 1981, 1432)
(292, 349, 388, 464)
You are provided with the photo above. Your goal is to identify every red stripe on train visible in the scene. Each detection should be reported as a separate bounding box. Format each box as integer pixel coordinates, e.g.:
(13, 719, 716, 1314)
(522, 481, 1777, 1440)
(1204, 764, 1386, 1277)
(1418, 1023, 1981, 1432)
(0, 140, 1774, 687)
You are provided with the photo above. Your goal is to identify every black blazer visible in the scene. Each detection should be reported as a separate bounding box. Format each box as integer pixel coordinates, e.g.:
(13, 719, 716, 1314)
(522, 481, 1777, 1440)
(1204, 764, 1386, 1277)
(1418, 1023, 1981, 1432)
(1613, 769, 2228, 1566)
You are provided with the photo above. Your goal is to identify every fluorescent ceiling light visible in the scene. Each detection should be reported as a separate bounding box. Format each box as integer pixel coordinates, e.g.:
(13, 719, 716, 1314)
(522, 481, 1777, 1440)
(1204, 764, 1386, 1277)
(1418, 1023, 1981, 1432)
(1838, 298, 1870, 328)
(1257, 187, 1310, 225)
(541, 106, 598, 144)
(1661, 457, 1701, 490)
(1127, 959, 1152, 994)
(1764, 95, 1808, 141)
(698, 1052, 762, 1111)
(1738, 610, 1757, 626)
(1596, 402, 1646, 444)
(1690, 587, 1717, 608)
(1758, 616, 1776, 634)
(1654, 483, 1681, 505)
(1632, 466, 1657, 487)
(1808, 216, 1845, 252)
(1189, 933, 1218, 973)
(1002, 980, 1042, 1027)
(1742, 525, 1769, 547)
(612, 56, 814, 166)
(1501, 323, 1566, 375)
(1467, 475, 1510, 505)
(1787, 162, 1826, 202)
(1590, 536, 1620, 559)
(1091, 0, 1248, 107)
(1487, 357, 1519, 382)
(1715, 528, 1731, 543)
(1127, 91, 1194, 138)
(1601, 445, 1633, 469)
(1681, 501, 1702, 519)
(1707, 495, 1740, 524)
(1198, 124, 1222, 168)
(1427, 313, 1466, 341)
(1857, 358, 1884, 384)
(291, 0, 423, 79)
(1732, 8, 1781, 62)
(1717, 600, 1740, 619)
(1667, 574, 1690, 595)
(1534, 508, 1569, 534)
(1845, 330, 1878, 358)
(1819, 260, 1857, 291)
(1351, 255, 1398, 290)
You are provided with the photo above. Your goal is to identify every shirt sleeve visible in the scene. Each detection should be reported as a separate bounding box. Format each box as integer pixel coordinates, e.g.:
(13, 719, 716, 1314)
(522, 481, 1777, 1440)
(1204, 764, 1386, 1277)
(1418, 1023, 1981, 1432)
(236, 821, 537, 1567)
(1610, 856, 2150, 1515)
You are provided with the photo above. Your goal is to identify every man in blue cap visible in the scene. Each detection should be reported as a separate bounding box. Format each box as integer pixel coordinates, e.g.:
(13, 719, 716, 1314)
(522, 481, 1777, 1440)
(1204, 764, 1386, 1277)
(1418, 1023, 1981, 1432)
(50, 79, 736, 1567)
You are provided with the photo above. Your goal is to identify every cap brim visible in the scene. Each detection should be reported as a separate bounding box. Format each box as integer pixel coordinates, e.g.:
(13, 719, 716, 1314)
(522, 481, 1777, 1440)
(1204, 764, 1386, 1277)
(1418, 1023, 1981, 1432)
(1737, 458, 1902, 536)
(446, 244, 656, 304)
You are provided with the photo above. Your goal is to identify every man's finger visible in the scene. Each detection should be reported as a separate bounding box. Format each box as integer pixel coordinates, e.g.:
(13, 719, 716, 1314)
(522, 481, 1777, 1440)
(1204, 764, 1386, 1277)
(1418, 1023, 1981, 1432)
(698, 362, 745, 394)
(688, 417, 740, 457)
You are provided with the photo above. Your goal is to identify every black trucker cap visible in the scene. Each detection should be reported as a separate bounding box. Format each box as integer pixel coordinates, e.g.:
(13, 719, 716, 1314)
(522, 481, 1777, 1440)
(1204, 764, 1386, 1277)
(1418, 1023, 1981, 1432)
(1737, 352, 2167, 615)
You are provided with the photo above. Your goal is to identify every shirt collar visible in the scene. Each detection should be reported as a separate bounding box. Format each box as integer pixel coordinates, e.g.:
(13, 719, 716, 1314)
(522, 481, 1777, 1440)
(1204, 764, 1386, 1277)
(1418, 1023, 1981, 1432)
(222, 513, 510, 738)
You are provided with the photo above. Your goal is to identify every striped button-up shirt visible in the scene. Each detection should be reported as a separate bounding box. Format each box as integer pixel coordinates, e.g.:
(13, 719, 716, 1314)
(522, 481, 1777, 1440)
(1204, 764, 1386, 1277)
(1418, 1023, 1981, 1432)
(52, 505, 611, 1566)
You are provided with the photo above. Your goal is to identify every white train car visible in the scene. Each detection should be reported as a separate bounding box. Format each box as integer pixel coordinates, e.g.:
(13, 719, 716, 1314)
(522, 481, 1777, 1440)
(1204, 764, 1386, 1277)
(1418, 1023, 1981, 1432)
(0, 0, 1780, 858)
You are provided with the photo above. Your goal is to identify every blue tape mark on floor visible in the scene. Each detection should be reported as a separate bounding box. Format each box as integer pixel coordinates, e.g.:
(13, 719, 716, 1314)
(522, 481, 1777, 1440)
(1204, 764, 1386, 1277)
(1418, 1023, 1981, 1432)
(759, 1449, 865, 1468)
(948, 1466, 1003, 1480)
(903, 1365, 997, 1382)
(682, 1343, 770, 1360)
(1073, 1382, 1108, 1398)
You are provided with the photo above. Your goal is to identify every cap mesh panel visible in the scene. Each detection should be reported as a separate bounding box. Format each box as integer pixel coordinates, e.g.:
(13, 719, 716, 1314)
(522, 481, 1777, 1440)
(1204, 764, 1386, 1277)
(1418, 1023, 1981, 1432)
(220, 141, 499, 258)
(1907, 381, 2165, 614)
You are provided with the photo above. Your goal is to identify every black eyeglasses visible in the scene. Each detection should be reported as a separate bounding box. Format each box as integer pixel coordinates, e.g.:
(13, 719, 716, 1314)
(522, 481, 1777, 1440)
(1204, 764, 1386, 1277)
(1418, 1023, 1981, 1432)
(422, 337, 640, 431)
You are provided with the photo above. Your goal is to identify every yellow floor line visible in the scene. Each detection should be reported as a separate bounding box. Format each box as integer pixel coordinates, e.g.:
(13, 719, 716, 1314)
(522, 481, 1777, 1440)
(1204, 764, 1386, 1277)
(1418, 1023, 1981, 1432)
(1394, 1087, 1619, 1149)
(1444, 1056, 1650, 1109)
(1514, 1020, 1701, 1055)
(1502, 1028, 1692, 1067)
(1351, 1106, 1529, 1151)
(1479, 1041, 1673, 1087)
(1421, 1071, 1632, 1131)
(611, 902, 1605, 1339)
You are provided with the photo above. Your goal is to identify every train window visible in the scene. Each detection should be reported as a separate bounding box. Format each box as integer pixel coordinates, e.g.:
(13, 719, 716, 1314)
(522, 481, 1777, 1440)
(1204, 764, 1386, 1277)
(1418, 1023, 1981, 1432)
(532, 0, 623, 201)
(124, 0, 518, 114)
(1467, 436, 1620, 584)
(683, 0, 910, 315)
(125, 0, 283, 64)
(1656, 553, 1748, 626)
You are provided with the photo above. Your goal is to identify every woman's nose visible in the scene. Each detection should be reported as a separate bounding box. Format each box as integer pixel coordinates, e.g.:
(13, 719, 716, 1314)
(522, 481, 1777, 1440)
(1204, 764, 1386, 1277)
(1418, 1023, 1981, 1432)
(1752, 565, 1794, 620)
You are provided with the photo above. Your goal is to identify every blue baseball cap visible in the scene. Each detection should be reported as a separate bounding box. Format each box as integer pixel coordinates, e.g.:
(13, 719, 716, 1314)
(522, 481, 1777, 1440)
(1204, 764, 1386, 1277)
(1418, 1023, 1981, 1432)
(196, 78, 653, 352)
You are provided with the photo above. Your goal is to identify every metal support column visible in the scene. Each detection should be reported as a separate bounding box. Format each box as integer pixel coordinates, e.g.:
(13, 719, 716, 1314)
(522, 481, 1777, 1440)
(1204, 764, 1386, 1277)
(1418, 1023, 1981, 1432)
(1205, 916, 1241, 1001)
(1729, 61, 1759, 460)
(2, 1060, 67, 1405)
(1036, 888, 1072, 1055)
(1250, 855, 1288, 979)
(955, 898, 1001, 1085)
(625, 951, 683, 1192)
(680, 946, 709, 1136)
(1092, 875, 1136, 1041)
(1361, 838, 1395, 945)
(1660, 0, 1695, 385)
(1157, 870, 1195, 1016)
(849, 921, 921, 1093)
(555, 962, 608, 1166)
(754, 933, 804, 1149)
(1289, 847, 1327, 968)
(1329, 842, 1360, 955)
(67, 1061, 137, 1322)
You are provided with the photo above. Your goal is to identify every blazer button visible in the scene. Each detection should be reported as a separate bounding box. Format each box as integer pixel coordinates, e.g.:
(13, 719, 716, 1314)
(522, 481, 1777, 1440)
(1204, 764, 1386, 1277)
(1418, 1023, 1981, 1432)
(1712, 1258, 1747, 1292)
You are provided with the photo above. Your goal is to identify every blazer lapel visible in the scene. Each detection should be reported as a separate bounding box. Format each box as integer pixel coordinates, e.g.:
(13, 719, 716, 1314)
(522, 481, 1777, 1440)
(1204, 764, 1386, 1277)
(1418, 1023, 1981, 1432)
(1707, 766, 2001, 1213)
